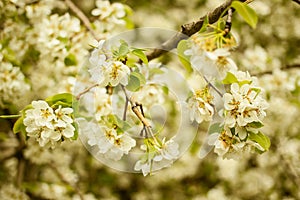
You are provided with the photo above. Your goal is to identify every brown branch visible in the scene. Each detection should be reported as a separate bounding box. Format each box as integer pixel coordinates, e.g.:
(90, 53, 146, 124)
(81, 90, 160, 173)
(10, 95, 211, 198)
(64, 0, 98, 40)
(146, 0, 248, 61)
(254, 64, 300, 76)
(292, 0, 300, 5)
(121, 85, 155, 138)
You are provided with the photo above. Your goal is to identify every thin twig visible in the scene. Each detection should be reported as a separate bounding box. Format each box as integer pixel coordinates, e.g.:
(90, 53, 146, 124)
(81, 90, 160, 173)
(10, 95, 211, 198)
(76, 83, 99, 100)
(64, 0, 98, 39)
(121, 85, 155, 138)
(146, 0, 250, 61)
(123, 97, 129, 121)
(203, 76, 223, 97)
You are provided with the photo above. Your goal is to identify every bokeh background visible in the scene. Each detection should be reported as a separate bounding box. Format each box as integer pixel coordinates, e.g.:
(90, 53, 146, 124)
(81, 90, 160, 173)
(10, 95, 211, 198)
(0, 0, 300, 199)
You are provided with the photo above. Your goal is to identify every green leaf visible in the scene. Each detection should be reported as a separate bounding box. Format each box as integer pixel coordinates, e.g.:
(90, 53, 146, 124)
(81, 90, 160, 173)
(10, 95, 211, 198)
(238, 80, 252, 86)
(126, 72, 146, 92)
(162, 85, 169, 95)
(199, 15, 209, 33)
(13, 116, 25, 134)
(222, 72, 238, 84)
(132, 48, 148, 64)
(45, 93, 74, 107)
(247, 121, 264, 128)
(64, 54, 77, 66)
(149, 67, 164, 77)
(71, 122, 78, 140)
(252, 87, 261, 94)
(119, 40, 129, 56)
(208, 123, 223, 134)
(231, 1, 258, 29)
(248, 131, 271, 151)
(177, 40, 193, 73)
(107, 114, 131, 132)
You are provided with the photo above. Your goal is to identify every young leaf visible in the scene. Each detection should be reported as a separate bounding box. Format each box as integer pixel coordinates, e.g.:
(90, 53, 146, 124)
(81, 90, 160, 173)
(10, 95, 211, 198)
(119, 40, 130, 56)
(208, 123, 223, 134)
(71, 122, 79, 140)
(126, 71, 146, 92)
(248, 131, 271, 151)
(231, 1, 258, 29)
(13, 116, 25, 134)
(45, 93, 74, 107)
(149, 68, 164, 78)
(199, 15, 209, 33)
(132, 71, 146, 85)
(222, 72, 238, 84)
(247, 121, 264, 128)
(132, 49, 148, 64)
(177, 40, 193, 73)
(107, 114, 131, 132)
(64, 54, 77, 66)
(126, 74, 140, 92)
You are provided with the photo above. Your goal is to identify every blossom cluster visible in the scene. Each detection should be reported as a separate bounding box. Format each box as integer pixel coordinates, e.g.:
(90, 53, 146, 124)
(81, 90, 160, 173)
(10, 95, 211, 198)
(183, 28, 270, 159)
(23, 100, 75, 147)
(0, 60, 30, 108)
(185, 32, 238, 78)
(89, 40, 131, 87)
(91, 0, 129, 29)
(208, 71, 269, 158)
(85, 122, 136, 161)
(134, 137, 180, 176)
(188, 86, 214, 124)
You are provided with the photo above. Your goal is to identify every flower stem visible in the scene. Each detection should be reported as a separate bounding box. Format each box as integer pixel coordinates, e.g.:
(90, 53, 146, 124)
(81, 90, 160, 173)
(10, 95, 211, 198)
(76, 83, 99, 100)
(203, 76, 223, 97)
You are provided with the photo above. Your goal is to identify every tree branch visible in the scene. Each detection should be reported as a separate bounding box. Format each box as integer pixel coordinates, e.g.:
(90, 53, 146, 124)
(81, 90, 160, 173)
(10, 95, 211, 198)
(146, 0, 248, 61)
(292, 0, 300, 5)
(64, 0, 98, 40)
(121, 85, 155, 138)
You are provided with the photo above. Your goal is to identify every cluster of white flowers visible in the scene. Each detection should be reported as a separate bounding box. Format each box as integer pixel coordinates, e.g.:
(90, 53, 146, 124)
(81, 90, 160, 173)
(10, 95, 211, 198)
(91, 0, 129, 31)
(208, 70, 269, 158)
(23, 100, 75, 147)
(89, 40, 131, 87)
(185, 34, 237, 78)
(240, 45, 269, 72)
(134, 138, 179, 176)
(188, 87, 214, 123)
(0, 184, 29, 200)
(223, 82, 268, 134)
(0, 61, 30, 108)
(132, 84, 165, 108)
(78, 119, 136, 161)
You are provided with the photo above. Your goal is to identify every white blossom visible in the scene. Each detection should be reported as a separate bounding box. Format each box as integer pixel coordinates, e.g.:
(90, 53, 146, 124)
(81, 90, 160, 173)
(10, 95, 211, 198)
(134, 138, 179, 176)
(89, 61, 130, 87)
(154, 138, 180, 161)
(188, 89, 214, 124)
(0, 62, 30, 108)
(132, 84, 165, 108)
(23, 100, 75, 147)
(86, 125, 136, 161)
(222, 83, 268, 131)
